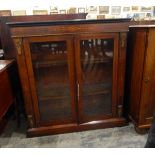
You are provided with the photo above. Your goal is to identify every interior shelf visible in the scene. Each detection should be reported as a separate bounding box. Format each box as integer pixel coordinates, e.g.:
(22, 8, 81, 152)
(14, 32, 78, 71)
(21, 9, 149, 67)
(32, 57, 113, 69)
(81, 57, 113, 64)
(39, 95, 70, 101)
(82, 89, 111, 97)
(36, 83, 70, 98)
(33, 60, 68, 68)
(82, 82, 111, 93)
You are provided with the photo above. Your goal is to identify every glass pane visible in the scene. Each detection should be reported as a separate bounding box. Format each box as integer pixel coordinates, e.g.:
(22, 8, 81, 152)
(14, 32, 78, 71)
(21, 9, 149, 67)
(80, 38, 114, 118)
(30, 41, 72, 122)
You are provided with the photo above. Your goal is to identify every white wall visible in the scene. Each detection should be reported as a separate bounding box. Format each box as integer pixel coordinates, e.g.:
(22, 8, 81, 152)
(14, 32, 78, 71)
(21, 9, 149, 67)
(0, 0, 155, 18)
(0, 0, 155, 10)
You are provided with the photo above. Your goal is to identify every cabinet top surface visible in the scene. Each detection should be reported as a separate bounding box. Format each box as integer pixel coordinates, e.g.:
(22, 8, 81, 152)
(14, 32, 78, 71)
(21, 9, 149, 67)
(8, 18, 131, 37)
(0, 60, 14, 73)
(7, 18, 131, 27)
(130, 25, 155, 28)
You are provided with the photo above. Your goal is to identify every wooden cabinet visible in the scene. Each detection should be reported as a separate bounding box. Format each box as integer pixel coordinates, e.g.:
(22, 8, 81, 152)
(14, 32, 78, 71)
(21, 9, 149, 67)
(127, 26, 155, 132)
(8, 19, 129, 137)
(0, 60, 15, 132)
(0, 60, 14, 119)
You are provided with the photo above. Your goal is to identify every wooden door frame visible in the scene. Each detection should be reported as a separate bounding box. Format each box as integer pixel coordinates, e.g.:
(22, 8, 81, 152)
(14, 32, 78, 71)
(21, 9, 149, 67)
(23, 34, 78, 126)
(74, 33, 119, 123)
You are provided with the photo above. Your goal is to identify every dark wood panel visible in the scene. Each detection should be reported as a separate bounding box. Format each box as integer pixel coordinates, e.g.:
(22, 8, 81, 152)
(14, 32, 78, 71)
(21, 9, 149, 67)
(0, 60, 18, 133)
(0, 69, 13, 117)
(128, 28, 147, 123)
(140, 28, 155, 124)
(9, 22, 129, 38)
(127, 26, 155, 132)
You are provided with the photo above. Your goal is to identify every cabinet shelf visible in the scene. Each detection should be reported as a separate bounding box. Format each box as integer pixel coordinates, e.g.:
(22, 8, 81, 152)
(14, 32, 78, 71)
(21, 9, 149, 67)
(36, 82, 111, 102)
(81, 58, 112, 64)
(39, 95, 70, 101)
(82, 82, 111, 91)
(38, 89, 111, 102)
(83, 89, 110, 97)
(36, 84, 70, 98)
(33, 60, 67, 68)
(33, 57, 112, 69)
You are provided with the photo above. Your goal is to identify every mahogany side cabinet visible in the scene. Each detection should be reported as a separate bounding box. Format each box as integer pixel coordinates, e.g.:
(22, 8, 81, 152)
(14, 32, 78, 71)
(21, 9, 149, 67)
(127, 25, 155, 133)
(7, 19, 130, 137)
(0, 60, 14, 117)
(0, 60, 16, 132)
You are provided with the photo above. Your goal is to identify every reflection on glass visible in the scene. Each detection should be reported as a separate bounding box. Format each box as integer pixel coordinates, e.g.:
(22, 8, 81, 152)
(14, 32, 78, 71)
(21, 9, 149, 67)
(80, 38, 114, 117)
(30, 41, 72, 121)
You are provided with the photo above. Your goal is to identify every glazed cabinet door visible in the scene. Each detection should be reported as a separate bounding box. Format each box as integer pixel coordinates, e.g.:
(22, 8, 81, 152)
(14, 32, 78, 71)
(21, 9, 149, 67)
(23, 35, 77, 126)
(140, 29, 155, 125)
(75, 33, 119, 123)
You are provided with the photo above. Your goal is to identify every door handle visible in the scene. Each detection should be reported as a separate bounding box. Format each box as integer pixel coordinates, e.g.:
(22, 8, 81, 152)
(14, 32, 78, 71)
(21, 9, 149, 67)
(77, 83, 80, 99)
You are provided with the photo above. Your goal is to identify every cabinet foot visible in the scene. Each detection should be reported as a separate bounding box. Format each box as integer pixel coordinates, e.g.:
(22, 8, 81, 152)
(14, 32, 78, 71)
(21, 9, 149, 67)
(134, 126, 148, 134)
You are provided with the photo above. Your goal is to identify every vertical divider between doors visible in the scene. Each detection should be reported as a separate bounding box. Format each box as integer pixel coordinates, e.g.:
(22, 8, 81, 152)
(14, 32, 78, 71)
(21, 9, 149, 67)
(66, 36, 78, 123)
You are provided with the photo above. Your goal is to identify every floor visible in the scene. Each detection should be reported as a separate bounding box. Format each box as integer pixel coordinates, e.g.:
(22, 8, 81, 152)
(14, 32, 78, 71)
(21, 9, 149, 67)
(0, 118, 148, 148)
